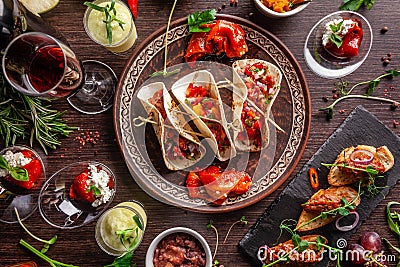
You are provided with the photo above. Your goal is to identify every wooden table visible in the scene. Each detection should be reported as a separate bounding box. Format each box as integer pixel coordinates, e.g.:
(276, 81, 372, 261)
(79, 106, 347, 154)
(2, 0, 400, 266)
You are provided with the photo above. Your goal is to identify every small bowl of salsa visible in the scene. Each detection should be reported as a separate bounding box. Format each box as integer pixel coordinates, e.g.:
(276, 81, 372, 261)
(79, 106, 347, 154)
(145, 227, 212, 267)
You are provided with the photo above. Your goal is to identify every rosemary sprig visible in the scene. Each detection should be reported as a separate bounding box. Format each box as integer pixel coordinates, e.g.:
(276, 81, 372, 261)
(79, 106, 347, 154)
(0, 72, 77, 154)
(84, 0, 125, 45)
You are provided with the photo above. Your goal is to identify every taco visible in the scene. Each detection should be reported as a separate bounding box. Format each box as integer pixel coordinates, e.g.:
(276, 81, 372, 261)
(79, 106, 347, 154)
(232, 59, 282, 151)
(137, 82, 206, 170)
(171, 70, 236, 162)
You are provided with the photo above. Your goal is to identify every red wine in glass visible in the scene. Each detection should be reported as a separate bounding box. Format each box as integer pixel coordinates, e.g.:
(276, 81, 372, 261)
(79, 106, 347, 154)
(2, 32, 83, 97)
(3, 32, 117, 114)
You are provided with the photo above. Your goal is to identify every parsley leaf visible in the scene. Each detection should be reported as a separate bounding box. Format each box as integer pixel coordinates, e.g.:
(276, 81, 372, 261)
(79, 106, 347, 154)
(188, 9, 217, 33)
(340, 0, 375, 11)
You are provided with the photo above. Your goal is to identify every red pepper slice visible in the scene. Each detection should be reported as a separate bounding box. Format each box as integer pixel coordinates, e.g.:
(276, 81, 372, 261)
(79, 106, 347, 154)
(127, 0, 138, 20)
(309, 167, 319, 190)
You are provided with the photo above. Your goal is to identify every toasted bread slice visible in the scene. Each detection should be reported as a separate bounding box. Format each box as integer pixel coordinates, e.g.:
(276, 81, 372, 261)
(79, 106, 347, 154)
(328, 145, 394, 186)
(261, 235, 327, 266)
(296, 186, 360, 232)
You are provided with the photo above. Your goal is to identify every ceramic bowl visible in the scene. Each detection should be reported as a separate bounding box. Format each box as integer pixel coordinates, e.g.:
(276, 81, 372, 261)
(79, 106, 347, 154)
(254, 0, 310, 18)
(145, 227, 212, 267)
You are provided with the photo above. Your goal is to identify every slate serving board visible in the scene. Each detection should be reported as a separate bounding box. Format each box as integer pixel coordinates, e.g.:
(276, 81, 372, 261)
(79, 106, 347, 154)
(239, 106, 400, 266)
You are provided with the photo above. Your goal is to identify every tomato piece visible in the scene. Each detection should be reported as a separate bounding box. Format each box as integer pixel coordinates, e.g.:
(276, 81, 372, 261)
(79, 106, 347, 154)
(232, 173, 252, 195)
(69, 170, 96, 203)
(198, 166, 220, 185)
(4, 150, 42, 190)
(186, 172, 203, 198)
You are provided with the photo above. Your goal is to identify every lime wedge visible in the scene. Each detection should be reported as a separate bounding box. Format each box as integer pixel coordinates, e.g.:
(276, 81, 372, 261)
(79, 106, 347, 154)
(18, 0, 59, 16)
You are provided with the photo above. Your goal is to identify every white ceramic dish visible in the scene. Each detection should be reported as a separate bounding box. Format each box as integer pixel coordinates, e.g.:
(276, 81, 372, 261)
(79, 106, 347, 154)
(254, 0, 310, 18)
(145, 227, 212, 267)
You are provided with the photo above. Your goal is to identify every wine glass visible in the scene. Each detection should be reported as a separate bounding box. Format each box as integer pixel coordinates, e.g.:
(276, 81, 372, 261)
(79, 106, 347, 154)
(2, 32, 117, 114)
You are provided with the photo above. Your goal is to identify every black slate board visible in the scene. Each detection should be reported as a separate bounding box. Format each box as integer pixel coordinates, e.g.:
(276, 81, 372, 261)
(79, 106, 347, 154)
(239, 106, 400, 266)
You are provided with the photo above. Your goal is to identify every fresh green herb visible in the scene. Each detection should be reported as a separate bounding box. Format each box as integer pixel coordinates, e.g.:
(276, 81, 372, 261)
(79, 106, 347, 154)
(15, 208, 57, 253)
(207, 220, 219, 261)
(20, 239, 77, 267)
(212, 259, 221, 267)
(188, 9, 217, 33)
(387, 202, 400, 243)
(330, 21, 343, 33)
(263, 221, 341, 267)
(104, 250, 137, 267)
(320, 69, 400, 120)
(0, 155, 28, 181)
(86, 185, 101, 196)
(149, 68, 181, 78)
(84, 0, 125, 45)
(330, 34, 343, 48)
(383, 238, 400, 267)
(321, 161, 383, 197)
(0, 74, 77, 154)
(295, 181, 361, 232)
(340, 0, 375, 11)
(132, 215, 143, 230)
(329, 21, 344, 48)
(223, 216, 248, 244)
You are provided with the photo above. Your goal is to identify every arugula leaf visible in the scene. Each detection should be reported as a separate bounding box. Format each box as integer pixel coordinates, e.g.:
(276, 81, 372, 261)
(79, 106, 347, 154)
(330, 33, 343, 48)
(188, 9, 217, 33)
(340, 0, 374, 11)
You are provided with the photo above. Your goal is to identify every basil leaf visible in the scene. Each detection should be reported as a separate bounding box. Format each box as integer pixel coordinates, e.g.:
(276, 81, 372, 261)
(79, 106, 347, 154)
(188, 9, 217, 33)
(339, 0, 364, 11)
(10, 167, 28, 181)
(330, 33, 343, 48)
(0, 155, 10, 170)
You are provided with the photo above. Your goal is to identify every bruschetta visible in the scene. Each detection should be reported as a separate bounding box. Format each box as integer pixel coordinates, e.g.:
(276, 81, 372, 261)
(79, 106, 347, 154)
(328, 145, 394, 186)
(296, 186, 360, 232)
(260, 235, 327, 266)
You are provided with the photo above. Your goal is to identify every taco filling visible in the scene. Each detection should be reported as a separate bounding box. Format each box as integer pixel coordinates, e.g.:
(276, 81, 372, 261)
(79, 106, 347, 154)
(236, 61, 279, 112)
(149, 90, 201, 161)
(184, 83, 231, 153)
(237, 102, 263, 148)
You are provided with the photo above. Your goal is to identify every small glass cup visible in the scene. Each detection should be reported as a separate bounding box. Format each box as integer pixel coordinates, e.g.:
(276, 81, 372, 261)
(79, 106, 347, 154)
(83, 0, 137, 53)
(95, 200, 147, 256)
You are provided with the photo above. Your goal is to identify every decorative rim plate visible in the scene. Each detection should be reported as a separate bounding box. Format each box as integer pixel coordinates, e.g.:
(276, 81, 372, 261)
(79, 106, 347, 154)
(113, 14, 311, 213)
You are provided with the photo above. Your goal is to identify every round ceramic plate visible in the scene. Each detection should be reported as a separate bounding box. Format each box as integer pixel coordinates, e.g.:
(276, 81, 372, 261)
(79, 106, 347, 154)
(114, 14, 311, 213)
